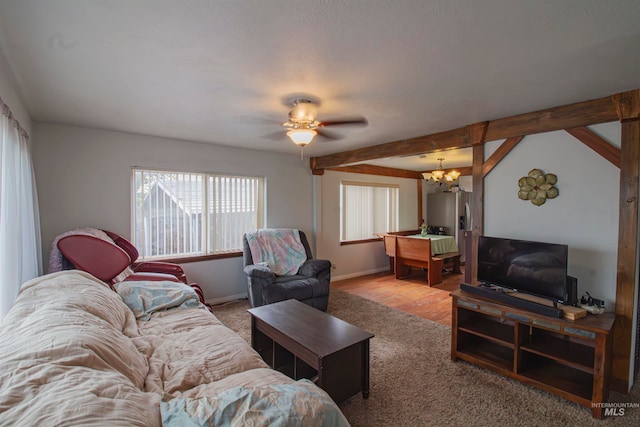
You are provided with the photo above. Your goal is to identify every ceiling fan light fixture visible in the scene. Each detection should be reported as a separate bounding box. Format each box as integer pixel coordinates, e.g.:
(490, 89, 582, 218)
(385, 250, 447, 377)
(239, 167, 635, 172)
(287, 129, 317, 146)
(290, 99, 318, 123)
(276, 97, 367, 155)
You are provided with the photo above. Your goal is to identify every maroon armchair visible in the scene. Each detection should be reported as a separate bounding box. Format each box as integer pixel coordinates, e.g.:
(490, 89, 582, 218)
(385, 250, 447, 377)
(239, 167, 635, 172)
(56, 230, 205, 304)
(101, 230, 188, 283)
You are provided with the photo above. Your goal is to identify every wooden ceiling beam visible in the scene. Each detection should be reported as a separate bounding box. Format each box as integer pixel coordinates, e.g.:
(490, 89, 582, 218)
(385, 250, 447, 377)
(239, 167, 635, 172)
(565, 127, 620, 168)
(612, 89, 640, 122)
(311, 127, 469, 171)
(482, 136, 524, 177)
(310, 92, 624, 172)
(322, 163, 472, 180)
(484, 96, 618, 141)
(455, 166, 473, 176)
(466, 121, 489, 284)
(610, 89, 640, 392)
(326, 164, 423, 179)
(468, 121, 489, 146)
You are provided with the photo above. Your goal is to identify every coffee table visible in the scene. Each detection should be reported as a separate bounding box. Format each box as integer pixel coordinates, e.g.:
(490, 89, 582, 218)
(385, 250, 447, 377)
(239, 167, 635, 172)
(248, 299, 374, 403)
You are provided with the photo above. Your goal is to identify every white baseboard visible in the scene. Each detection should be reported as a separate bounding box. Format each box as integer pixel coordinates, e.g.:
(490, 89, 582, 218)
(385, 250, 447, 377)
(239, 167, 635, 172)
(206, 293, 248, 306)
(332, 267, 389, 282)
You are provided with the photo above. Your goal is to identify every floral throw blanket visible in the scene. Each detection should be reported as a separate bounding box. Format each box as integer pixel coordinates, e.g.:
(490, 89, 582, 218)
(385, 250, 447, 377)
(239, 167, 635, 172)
(246, 229, 307, 276)
(114, 280, 202, 321)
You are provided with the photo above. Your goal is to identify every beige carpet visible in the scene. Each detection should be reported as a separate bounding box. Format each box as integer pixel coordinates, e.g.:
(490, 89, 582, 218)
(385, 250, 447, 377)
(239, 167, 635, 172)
(211, 290, 640, 426)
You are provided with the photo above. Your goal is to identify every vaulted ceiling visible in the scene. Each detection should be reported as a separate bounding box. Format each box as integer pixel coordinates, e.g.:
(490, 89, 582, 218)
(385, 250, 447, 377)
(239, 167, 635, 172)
(1, 1, 639, 171)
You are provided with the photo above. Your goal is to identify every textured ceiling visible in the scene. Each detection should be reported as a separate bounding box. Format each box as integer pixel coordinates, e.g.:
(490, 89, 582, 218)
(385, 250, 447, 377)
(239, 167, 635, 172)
(0, 0, 639, 170)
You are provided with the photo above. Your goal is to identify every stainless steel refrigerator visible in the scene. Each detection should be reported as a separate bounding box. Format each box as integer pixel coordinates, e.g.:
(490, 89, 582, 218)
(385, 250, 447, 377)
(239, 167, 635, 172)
(426, 191, 471, 262)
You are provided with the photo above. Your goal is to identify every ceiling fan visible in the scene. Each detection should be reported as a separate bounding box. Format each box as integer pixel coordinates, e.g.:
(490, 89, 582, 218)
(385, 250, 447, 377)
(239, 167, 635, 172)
(279, 98, 368, 148)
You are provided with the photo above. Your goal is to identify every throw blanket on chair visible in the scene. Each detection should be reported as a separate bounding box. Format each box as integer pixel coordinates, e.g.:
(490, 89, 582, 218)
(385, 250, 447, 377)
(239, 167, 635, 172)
(246, 229, 307, 276)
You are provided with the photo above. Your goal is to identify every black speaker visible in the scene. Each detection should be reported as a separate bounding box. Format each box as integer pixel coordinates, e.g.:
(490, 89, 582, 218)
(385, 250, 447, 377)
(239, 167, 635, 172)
(566, 275, 578, 306)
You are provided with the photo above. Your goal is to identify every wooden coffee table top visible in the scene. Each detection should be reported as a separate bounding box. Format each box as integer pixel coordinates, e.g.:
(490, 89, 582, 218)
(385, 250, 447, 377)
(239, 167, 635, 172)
(248, 299, 374, 358)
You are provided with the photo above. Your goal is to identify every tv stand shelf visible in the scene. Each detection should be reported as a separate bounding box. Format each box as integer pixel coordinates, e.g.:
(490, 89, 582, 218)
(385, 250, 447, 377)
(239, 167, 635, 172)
(451, 289, 616, 419)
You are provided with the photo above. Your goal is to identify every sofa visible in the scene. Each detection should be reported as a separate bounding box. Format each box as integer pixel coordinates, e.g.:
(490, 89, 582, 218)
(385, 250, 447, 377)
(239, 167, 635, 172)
(0, 270, 349, 426)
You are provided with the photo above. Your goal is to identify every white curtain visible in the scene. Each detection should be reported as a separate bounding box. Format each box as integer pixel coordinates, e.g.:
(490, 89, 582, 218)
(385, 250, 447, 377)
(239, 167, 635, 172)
(0, 98, 41, 320)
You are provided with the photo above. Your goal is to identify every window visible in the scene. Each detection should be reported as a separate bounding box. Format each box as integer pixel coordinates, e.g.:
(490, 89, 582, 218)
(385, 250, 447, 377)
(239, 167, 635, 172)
(340, 181, 399, 242)
(132, 168, 264, 259)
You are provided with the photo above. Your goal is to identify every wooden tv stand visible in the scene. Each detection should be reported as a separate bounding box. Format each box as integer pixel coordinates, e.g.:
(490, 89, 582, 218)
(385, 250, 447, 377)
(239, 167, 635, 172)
(450, 289, 616, 419)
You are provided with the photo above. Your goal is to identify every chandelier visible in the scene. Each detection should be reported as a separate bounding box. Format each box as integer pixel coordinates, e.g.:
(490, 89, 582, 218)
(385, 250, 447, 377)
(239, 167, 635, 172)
(422, 158, 460, 184)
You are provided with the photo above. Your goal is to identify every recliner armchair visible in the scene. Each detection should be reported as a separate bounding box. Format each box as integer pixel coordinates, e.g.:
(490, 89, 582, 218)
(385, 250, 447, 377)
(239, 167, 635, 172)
(243, 230, 331, 311)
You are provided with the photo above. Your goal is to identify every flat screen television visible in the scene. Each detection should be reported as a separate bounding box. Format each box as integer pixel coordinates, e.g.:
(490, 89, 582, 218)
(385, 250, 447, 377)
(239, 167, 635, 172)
(477, 236, 569, 303)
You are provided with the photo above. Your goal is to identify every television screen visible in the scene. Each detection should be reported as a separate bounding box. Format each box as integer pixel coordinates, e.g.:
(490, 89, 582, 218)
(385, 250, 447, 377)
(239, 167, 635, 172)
(477, 236, 569, 303)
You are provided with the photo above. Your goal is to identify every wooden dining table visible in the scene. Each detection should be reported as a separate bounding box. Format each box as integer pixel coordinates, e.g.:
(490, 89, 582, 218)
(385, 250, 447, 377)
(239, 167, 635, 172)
(407, 234, 458, 255)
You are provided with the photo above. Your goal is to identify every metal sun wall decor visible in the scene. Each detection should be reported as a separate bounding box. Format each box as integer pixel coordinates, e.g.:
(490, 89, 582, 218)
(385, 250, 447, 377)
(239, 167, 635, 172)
(518, 168, 558, 206)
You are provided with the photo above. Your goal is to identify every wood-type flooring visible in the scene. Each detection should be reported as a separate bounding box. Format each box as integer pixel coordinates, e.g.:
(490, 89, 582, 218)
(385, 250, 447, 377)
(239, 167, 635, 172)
(331, 266, 464, 327)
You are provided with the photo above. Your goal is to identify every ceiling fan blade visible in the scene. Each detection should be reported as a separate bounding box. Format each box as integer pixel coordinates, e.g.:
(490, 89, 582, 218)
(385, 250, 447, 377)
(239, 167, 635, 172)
(318, 116, 368, 127)
(261, 130, 286, 141)
(316, 128, 342, 141)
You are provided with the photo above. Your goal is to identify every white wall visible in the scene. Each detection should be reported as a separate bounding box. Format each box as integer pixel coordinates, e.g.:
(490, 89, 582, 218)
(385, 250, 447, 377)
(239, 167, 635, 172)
(484, 122, 621, 307)
(32, 123, 314, 302)
(315, 170, 419, 280)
